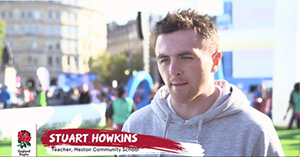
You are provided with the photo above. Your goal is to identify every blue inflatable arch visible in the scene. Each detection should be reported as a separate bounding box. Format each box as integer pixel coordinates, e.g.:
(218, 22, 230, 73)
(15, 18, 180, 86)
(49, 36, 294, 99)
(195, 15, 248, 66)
(126, 71, 154, 110)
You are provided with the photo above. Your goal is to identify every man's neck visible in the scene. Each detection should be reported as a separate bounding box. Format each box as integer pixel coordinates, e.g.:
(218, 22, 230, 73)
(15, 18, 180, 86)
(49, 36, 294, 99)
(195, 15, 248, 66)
(171, 86, 220, 120)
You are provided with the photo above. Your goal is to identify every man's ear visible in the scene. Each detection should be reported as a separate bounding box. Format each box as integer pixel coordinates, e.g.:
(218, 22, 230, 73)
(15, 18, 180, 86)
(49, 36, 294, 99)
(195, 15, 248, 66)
(211, 51, 222, 73)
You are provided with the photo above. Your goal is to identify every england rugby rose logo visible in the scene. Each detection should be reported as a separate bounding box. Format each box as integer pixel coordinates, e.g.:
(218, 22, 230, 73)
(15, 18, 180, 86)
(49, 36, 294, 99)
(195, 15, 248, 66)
(17, 130, 31, 148)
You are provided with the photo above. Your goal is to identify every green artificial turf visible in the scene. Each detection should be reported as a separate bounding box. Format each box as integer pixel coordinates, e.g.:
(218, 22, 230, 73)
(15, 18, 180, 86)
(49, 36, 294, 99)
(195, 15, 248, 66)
(0, 127, 299, 156)
(276, 127, 300, 156)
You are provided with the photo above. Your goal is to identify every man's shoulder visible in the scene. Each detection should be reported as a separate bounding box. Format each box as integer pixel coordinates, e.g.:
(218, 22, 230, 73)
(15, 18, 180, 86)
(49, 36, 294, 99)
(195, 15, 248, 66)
(238, 105, 274, 130)
(129, 105, 154, 119)
(123, 105, 155, 129)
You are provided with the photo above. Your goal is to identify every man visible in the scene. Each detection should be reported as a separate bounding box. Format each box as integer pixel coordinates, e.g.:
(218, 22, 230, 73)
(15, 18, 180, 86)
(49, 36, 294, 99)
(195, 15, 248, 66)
(37, 87, 47, 107)
(0, 85, 11, 109)
(79, 84, 91, 104)
(22, 87, 32, 107)
(284, 82, 300, 129)
(122, 9, 284, 156)
(107, 85, 135, 131)
(90, 82, 102, 104)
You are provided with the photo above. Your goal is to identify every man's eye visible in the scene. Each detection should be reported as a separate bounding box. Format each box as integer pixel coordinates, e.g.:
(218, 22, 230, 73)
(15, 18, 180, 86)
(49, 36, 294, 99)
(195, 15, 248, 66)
(182, 56, 192, 60)
(159, 59, 169, 64)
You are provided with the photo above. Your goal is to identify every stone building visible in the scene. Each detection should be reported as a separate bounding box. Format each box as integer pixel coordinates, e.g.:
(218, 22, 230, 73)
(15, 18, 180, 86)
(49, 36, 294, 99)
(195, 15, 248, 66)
(107, 20, 142, 56)
(107, 13, 162, 83)
(0, 0, 107, 89)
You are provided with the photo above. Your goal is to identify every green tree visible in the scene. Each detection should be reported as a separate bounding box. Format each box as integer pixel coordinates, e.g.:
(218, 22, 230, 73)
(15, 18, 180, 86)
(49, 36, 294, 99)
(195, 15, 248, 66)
(129, 51, 143, 73)
(0, 18, 6, 61)
(109, 52, 130, 85)
(89, 52, 112, 84)
(89, 51, 133, 86)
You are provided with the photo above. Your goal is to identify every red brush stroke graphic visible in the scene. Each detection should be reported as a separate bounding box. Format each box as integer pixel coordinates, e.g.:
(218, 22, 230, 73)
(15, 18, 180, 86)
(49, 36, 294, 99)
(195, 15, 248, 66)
(41, 129, 186, 154)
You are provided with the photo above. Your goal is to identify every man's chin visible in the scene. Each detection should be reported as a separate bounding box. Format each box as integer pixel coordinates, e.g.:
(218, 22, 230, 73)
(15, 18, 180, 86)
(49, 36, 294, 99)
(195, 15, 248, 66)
(170, 93, 192, 104)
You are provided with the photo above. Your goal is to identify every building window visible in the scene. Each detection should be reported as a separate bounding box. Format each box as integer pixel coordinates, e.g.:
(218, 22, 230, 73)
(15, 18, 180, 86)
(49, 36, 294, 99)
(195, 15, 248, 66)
(28, 25, 33, 34)
(56, 12, 60, 20)
(56, 57, 60, 66)
(33, 58, 37, 66)
(48, 56, 53, 66)
(74, 56, 78, 67)
(34, 26, 39, 34)
(67, 56, 70, 65)
(7, 26, 14, 35)
(48, 11, 52, 19)
(48, 41, 53, 50)
(21, 11, 26, 19)
(32, 41, 37, 50)
(73, 13, 77, 20)
(26, 40, 37, 50)
(33, 11, 40, 20)
(73, 27, 77, 36)
(28, 12, 32, 19)
(1, 11, 5, 19)
(27, 56, 32, 66)
(74, 41, 77, 51)
(56, 41, 60, 50)
(47, 26, 53, 35)
(9, 12, 13, 19)
(21, 26, 26, 34)
(55, 26, 60, 35)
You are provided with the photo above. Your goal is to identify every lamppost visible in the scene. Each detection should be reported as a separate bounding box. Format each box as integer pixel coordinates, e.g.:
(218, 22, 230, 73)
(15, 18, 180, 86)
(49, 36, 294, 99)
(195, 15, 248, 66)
(137, 11, 150, 73)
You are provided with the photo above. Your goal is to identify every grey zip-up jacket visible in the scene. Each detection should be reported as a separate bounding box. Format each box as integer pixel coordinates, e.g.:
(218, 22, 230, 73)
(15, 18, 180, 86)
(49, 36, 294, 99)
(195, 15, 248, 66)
(122, 80, 284, 156)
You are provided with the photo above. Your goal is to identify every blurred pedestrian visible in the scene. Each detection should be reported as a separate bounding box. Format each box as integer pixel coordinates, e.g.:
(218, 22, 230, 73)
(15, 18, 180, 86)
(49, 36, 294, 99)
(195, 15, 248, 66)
(22, 87, 32, 107)
(253, 85, 263, 110)
(65, 88, 80, 105)
(79, 84, 91, 104)
(259, 88, 272, 119)
(0, 85, 11, 109)
(37, 87, 47, 107)
(90, 82, 102, 104)
(107, 85, 134, 131)
(284, 82, 300, 129)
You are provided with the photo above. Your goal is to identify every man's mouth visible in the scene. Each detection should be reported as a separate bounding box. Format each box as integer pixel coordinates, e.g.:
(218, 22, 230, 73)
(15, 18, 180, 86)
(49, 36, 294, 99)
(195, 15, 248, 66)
(171, 82, 188, 86)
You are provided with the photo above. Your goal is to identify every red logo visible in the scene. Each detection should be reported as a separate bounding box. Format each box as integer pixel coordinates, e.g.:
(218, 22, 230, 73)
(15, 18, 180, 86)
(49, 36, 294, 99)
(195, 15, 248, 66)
(17, 130, 31, 148)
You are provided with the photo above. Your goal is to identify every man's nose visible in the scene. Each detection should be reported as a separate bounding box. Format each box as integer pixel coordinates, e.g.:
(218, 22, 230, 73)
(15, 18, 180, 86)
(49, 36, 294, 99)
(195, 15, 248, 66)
(169, 60, 182, 76)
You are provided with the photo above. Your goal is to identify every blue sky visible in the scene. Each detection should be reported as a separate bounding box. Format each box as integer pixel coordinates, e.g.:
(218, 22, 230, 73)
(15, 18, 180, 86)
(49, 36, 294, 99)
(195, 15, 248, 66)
(102, 0, 224, 24)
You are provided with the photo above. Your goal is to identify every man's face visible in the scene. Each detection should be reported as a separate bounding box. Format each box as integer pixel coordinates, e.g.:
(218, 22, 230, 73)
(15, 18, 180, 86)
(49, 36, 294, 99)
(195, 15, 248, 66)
(155, 29, 217, 104)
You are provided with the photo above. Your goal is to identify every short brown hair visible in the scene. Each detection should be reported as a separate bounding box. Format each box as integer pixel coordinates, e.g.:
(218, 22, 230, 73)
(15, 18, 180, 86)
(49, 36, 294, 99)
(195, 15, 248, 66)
(155, 9, 219, 53)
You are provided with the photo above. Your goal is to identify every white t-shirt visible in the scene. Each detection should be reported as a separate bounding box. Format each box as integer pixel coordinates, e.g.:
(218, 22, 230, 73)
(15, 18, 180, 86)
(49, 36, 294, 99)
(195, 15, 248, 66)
(90, 89, 101, 103)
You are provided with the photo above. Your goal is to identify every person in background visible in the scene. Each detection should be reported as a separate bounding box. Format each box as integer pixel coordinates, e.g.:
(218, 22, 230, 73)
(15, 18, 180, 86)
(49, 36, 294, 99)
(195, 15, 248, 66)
(64, 88, 80, 105)
(252, 85, 263, 110)
(22, 87, 31, 107)
(0, 85, 11, 109)
(107, 85, 134, 131)
(90, 82, 102, 104)
(79, 84, 91, 104)
(37, 87, 47, 107)
(284, 82, 300, 129)
(259, 88, 272, 119)
(105, 87, 116, 129)
(121, 9, 284, 156)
